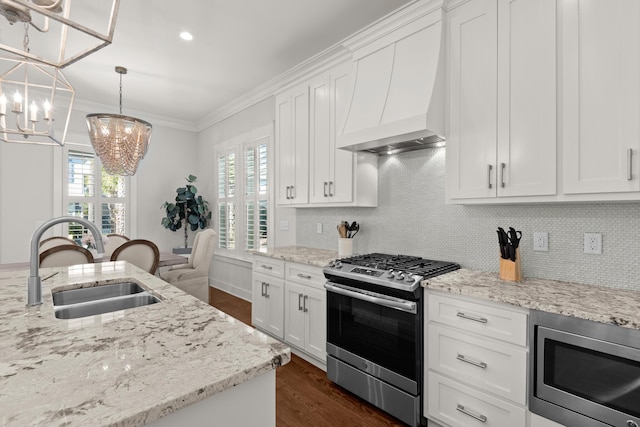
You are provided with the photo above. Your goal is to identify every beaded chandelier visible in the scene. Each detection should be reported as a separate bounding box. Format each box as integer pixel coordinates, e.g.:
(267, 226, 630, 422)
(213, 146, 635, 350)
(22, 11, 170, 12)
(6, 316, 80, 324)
(86, 66, 152, 176)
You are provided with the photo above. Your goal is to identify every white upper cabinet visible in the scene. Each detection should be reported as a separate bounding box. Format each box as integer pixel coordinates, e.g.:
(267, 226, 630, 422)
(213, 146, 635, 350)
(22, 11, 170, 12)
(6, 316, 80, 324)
(309, 63, 358, 204)
(275, 85, 309, 205)
(446, 0, 557, 201)
(561, 0, 640, 195)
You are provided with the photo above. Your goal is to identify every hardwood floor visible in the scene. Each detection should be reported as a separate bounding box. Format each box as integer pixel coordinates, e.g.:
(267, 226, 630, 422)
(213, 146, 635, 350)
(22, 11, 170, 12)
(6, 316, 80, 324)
(208, 287, 406, 427)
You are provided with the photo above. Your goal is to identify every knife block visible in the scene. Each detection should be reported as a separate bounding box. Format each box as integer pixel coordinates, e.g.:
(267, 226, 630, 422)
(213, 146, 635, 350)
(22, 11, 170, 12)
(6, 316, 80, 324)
(499, 248, 522, 282)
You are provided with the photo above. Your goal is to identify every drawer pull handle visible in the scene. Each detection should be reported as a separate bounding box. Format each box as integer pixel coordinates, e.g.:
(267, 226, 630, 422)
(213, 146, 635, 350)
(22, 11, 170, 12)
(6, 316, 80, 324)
(456, 311, 488, 324)
(457, 354, 488, 369)
(297, 273, 312, 280)
(260, 264, 273, 270)
(456, 404, 487, 423)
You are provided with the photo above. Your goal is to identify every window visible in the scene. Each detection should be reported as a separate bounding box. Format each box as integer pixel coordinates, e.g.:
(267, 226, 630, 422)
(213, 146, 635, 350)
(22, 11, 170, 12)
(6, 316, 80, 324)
(66, 149, 129, 241)
(215, 125, 272, 259)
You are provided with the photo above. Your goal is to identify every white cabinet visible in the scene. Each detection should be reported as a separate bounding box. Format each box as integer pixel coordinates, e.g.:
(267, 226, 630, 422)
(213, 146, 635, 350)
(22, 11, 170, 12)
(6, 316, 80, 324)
(275, 85, 309, 205)
(283, 263, 326, 362)
(251, 257, 285, 339)
(275, 63, 378, 208)
(446, 0, 556, 201)
(425, 291, 528, 427)
(561, 0, 640, 195)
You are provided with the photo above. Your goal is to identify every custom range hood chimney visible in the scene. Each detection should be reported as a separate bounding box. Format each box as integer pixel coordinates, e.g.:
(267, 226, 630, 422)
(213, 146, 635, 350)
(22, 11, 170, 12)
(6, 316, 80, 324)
(337, 0, 445, 155)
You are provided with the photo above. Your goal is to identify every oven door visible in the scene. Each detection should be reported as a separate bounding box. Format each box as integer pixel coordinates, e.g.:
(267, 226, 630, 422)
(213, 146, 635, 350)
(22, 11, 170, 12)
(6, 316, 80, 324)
(325, 281, 421, 395)
(531, 313, 640, 427)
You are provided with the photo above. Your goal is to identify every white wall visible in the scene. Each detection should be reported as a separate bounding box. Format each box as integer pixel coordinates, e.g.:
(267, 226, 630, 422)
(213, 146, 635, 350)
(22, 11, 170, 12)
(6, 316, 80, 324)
(0, 107, 196, 263)
(196, 96, 297, 300)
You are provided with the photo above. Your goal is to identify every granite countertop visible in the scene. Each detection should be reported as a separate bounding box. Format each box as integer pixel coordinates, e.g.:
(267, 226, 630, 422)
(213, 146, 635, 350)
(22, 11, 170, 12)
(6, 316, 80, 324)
(0, 262, 290, 426)
(254, 246, 338, 268)
(423, 268, 640, 330)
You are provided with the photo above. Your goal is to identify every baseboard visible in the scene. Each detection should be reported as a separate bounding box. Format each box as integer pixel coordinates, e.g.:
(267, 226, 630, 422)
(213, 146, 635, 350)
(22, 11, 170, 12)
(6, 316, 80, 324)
(210, 280, 251, 302)
(290, 347, 327, 372)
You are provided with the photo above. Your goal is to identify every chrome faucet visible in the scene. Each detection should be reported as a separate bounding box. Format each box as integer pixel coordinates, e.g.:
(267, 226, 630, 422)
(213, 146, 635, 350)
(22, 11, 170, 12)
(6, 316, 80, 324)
(27, 216, 105, 306)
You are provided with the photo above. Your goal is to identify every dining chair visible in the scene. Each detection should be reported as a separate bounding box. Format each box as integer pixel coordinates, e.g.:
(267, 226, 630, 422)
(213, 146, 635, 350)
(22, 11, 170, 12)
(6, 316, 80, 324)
(40, 245, 95, 268)
(39, 236, 76, 253)
(103, 234, 130, 258)
(110, 239, 160, 274)
(160, 229, 216, 303)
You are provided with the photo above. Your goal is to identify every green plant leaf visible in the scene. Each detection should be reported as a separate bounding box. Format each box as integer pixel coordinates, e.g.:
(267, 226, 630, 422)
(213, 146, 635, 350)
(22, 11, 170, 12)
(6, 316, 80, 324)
(187, 174, 197, 182)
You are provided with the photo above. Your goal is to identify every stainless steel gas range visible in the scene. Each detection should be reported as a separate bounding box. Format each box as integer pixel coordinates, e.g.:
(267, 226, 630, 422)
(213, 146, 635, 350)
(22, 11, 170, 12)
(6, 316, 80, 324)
(323, 253, 459, 427)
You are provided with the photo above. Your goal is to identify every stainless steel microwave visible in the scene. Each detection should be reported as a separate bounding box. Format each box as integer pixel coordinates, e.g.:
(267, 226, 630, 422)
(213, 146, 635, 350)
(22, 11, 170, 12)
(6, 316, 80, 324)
(529, 310, 640, 427)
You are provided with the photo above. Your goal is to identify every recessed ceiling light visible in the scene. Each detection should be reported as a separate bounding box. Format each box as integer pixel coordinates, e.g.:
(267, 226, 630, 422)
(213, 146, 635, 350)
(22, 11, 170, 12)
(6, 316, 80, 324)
(180, 31, 193, 41)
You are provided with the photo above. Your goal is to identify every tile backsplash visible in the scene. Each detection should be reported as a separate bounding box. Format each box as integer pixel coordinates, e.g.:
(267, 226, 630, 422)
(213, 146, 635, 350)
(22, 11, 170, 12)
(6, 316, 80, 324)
(296, 148, 640, 291)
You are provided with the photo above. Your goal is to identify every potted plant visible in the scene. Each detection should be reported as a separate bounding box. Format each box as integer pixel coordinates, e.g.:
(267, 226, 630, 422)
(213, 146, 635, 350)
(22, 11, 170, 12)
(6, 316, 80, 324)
(161, 175, 211, 251)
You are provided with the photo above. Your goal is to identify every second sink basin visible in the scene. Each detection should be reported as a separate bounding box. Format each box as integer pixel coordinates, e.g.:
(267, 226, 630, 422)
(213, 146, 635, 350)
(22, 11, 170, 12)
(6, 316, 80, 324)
(52, 282, 145, 305)
(52, 281, 161, 320)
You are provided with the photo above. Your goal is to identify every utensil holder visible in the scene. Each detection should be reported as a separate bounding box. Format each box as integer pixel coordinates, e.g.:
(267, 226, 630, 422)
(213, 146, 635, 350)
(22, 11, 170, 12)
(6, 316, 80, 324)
(499, 248, 522, 282)
(338, 238, 353, 257)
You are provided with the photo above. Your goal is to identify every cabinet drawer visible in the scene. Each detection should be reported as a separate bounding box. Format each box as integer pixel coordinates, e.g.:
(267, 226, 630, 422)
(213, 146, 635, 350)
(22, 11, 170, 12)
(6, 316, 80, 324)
(428, 292, 528, 346)
(428, 372, 526, 427)
(428, 324, 527, 404)
(253, 256, 285, 278)
(285, 262, 325, 289)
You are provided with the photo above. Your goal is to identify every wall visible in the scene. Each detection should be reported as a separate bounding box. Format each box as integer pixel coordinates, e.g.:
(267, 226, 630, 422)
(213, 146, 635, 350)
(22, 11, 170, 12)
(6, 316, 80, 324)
(197, 96, 297, 300)
(296, 148, 640, 291)
(0, 108, 197, 263)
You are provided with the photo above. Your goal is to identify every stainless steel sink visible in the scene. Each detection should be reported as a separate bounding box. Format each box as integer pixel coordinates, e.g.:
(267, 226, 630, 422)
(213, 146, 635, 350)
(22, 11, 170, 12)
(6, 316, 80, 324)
(52, 282, 145, 305)
(52, 282, 161, 320)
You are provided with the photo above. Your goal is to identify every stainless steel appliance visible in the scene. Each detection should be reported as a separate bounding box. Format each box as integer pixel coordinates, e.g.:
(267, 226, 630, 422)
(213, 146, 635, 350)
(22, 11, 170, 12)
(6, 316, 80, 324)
(323, 253, 459, 426)
(530, 309, 640, 427)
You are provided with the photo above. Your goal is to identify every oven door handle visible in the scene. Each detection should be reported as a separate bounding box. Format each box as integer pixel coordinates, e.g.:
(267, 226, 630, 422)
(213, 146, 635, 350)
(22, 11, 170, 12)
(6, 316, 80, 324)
(324, 282, 417, 314)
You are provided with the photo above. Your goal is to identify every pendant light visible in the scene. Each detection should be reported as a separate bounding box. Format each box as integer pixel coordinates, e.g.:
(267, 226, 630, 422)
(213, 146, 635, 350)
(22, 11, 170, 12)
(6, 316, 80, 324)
(86, 66, 152, 176)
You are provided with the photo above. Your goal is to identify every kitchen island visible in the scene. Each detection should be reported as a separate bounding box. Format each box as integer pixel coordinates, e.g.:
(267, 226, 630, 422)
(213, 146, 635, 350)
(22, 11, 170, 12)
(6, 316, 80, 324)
(0, 261, 290, 426)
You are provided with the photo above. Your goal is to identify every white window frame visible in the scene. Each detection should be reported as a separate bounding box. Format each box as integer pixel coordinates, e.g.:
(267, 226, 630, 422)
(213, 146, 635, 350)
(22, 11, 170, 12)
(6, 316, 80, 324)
(53, 136, 136, 238)
(214, 124, 273, 261)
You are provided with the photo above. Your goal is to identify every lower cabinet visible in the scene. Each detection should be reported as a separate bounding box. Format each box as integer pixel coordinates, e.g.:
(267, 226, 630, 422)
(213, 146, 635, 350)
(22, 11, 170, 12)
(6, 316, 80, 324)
(252, 256, 326, 366)
(425, 290, 528, 427)
(284, 281, 326, 362)
(529, 412, 565, 427)
(251, 272, 284, 339)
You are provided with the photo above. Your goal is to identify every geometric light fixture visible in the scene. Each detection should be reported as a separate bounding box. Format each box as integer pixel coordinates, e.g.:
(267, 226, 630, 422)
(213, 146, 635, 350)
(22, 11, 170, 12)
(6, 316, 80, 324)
(0, 40, 74, 145)
(0, 0, 120, 68)
(86, 66, 152, 176)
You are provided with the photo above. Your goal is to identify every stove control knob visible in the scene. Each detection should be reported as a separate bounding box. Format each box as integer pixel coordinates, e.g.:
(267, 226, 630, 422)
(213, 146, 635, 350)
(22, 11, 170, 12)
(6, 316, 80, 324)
(335, 261, 342, 269)
(395, 272, 405, 281)
(405, 273, 415, 282)
(387, 269, 395, 279)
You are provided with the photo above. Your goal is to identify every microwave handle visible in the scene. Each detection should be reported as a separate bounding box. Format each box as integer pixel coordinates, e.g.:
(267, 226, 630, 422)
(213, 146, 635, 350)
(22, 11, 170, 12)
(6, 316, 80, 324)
(324, 282, 417, 314)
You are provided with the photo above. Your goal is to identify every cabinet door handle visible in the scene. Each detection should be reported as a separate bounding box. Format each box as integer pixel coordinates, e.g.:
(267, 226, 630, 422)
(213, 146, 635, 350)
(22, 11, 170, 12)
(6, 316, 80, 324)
(264, 282, 269, 298)
(627, 148, 633, 180)
(260, 264, 273, 270)
(456, 404, 487, 423)
(328, 181, 334, 197)
(298, 293, 304, 311)
(297, 273, 312, 280)
(303, 295, 309, 312)
(456, 311, 488, 324)
(500, 162, 506, 188)
(457, 353, 488, 369)
(487, 165, 493, 189)
(285, 186, 290, 199)
(261, 281, 267, 297)
(323, 181, 328, 197)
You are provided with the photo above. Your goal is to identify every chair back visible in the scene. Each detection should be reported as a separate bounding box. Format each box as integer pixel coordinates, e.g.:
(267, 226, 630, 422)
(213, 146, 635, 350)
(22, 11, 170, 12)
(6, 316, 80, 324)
(103, 234, 130, 258)
(189, 229, 216, 269)
(40, 245, 94, 268)
(110, 239, 160, 274)
(39, 236, 76, 253)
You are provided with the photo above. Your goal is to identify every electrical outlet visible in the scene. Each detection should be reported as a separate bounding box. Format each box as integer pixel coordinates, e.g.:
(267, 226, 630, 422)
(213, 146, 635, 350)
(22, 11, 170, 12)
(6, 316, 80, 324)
(316, 222, 323, 234)
(533, 232, 548, 252)
(584, 233, 602, 254)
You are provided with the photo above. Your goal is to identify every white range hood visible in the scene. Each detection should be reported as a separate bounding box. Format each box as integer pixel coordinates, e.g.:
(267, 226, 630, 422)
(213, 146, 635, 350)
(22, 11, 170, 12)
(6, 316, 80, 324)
(337, 1, 445, 155)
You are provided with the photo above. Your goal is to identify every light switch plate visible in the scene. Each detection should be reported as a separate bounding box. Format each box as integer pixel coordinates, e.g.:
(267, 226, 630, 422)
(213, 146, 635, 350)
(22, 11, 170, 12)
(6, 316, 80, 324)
(316, 223, 323, 234)
(279, 220, 289, 231)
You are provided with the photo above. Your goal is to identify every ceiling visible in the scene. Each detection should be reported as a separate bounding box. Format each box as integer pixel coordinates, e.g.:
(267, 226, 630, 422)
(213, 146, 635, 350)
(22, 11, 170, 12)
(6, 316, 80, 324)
(61, 0, 412, 130)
